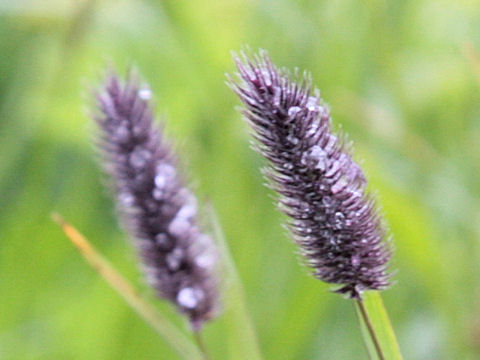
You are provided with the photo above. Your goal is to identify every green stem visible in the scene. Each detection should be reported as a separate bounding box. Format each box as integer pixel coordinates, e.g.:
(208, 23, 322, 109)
(356, 299, 385, 360)
(193, 330, 210, 360)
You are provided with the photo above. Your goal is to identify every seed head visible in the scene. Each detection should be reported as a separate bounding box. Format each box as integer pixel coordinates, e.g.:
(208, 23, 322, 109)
(93, 71, 219, 329)
(228, 51, 392, 299)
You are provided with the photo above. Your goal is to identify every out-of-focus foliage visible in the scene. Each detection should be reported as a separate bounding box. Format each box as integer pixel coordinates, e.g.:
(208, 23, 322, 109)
(1, 0, 479, 359)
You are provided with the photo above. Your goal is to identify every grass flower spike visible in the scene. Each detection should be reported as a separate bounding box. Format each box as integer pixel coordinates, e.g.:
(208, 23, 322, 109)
(228, 51, 392, 299)
(93, 71, 219, 330)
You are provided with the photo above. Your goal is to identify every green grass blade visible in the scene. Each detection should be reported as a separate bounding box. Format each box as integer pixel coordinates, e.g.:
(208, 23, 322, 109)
(355, 291, 403, 360)
(208, 206, 264, 360)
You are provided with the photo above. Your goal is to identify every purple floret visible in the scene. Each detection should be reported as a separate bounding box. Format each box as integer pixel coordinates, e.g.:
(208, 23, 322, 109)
(93, 71, 219, 329)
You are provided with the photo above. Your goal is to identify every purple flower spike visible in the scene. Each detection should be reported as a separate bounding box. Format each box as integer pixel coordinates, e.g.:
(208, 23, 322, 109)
(228, 51, 392, 299)
(93, 71, 219, 329)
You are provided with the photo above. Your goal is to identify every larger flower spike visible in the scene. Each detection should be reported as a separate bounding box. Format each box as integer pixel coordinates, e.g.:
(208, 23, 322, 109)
(228, 51, 392, 299)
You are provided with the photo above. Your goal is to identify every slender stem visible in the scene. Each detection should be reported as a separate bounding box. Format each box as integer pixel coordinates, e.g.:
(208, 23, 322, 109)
(356, 299, 385, 360)
(193, 330, 210, 360)
(52, 213, 203, 360)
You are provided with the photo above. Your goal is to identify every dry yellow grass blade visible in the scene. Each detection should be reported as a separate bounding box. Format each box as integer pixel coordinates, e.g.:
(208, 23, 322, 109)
(51, 213, 204, 360)
(462, 42, 480, 84)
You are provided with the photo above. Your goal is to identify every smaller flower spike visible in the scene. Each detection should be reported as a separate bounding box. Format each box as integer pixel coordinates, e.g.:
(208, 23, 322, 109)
(93, 71, 219, 329)
(228, 51, 392, 299)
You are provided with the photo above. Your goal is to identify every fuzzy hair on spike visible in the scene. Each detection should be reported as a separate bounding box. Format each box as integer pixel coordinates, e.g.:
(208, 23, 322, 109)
(92, 70, 219, 329)
(228, 50, 392, 299)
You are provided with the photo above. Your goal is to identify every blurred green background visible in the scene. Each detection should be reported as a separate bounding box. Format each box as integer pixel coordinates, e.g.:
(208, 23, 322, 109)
(1, 0, 480, 359)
